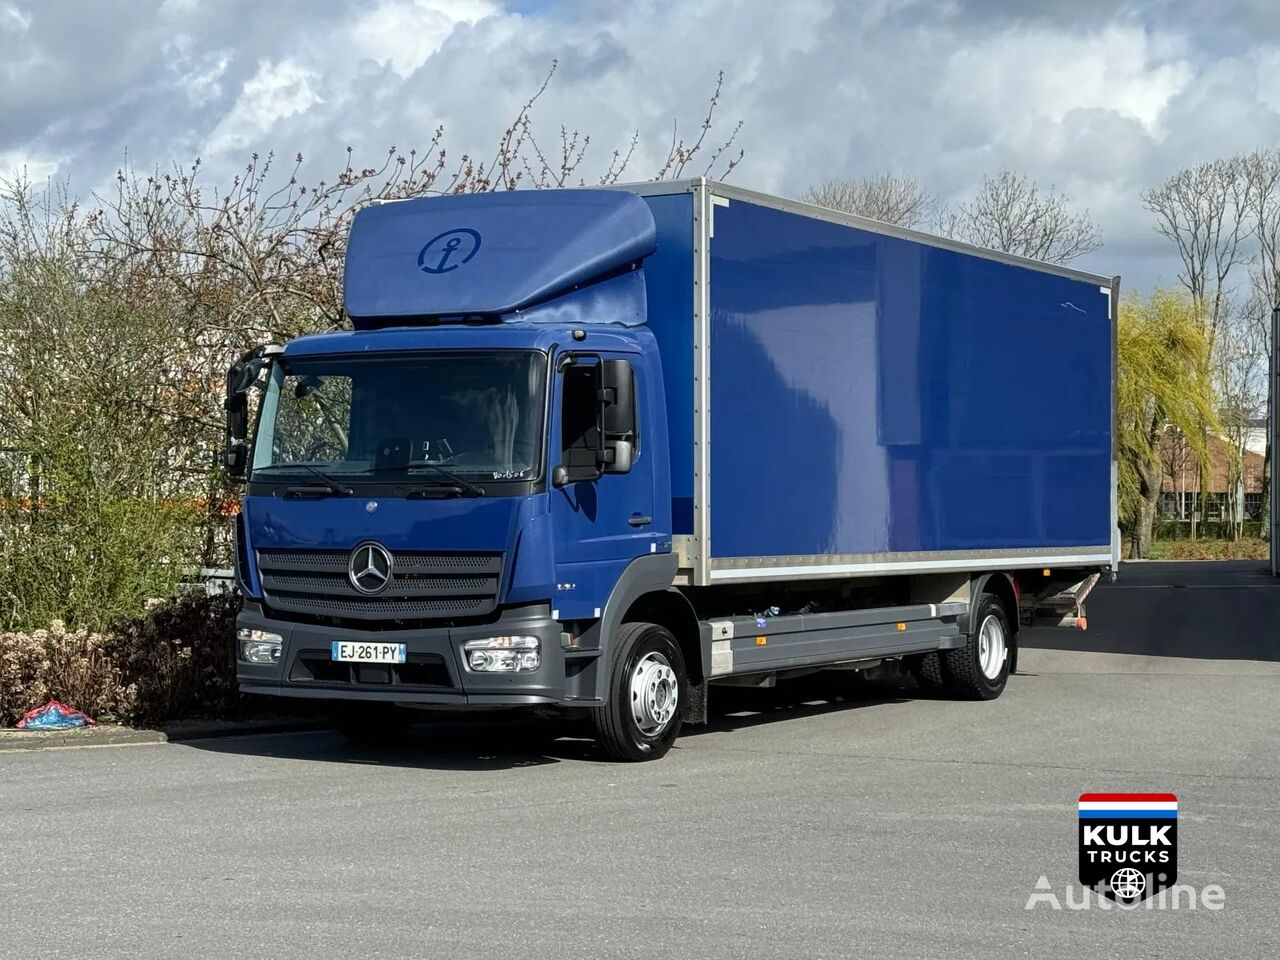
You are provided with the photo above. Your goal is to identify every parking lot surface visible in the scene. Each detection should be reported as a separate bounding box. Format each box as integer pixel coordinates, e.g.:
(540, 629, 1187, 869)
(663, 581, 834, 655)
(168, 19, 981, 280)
(1, 561, 1276, 959)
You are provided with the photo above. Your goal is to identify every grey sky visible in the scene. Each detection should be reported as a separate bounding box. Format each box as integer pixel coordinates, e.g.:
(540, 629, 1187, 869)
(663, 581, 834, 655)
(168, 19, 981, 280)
(1, 0, 1277, 293)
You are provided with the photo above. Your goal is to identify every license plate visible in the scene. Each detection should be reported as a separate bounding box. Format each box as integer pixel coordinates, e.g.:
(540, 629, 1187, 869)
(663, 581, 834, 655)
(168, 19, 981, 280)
(331, 641, 406, 664)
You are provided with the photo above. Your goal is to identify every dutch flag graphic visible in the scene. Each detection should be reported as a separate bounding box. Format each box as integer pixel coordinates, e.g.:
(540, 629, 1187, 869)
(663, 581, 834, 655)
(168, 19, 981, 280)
(1078, 793, 1178, 819)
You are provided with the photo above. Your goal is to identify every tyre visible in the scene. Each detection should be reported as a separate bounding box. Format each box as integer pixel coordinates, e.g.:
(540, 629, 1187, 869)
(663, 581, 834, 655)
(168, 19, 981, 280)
(909, 651, 947, 692)
(939, 591, 1013, 700)
(591, 622, 686, 762)
(330, 702, 416, 743)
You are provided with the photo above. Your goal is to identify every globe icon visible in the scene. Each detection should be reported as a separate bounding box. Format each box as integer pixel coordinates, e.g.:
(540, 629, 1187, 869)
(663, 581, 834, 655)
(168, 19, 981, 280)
(1110, 867, 1147, 900)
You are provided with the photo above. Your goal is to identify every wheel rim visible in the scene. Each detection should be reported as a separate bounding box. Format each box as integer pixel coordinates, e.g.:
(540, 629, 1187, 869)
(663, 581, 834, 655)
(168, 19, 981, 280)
(976, 613, 1007, 680)
(630, 651, 679, 736)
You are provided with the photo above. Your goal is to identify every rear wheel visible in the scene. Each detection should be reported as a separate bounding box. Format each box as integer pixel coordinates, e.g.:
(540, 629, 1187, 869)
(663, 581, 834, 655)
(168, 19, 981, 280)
(591, 622, 686, 762)
(908, 651, 946, 692)
(939, 591, 1013, 700)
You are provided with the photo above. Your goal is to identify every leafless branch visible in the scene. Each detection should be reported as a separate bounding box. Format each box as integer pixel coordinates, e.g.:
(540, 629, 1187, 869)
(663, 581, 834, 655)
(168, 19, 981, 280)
(940, 170, 1102, 265)
(802, 174, 935, 228)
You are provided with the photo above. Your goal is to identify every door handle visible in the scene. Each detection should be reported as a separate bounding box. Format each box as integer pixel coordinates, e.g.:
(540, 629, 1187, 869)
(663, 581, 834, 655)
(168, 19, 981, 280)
(628, 514, 653, 527)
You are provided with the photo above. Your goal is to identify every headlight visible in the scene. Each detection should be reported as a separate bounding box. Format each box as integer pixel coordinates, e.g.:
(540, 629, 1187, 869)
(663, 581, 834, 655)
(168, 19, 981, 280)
(462, 635, 541, 673)
(237, 627, 283, 664)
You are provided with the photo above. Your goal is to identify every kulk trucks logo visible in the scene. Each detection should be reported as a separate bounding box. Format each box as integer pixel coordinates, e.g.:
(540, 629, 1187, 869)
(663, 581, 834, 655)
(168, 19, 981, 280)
(1078, 792, 1177, 903)
(418, 227, 481, 274)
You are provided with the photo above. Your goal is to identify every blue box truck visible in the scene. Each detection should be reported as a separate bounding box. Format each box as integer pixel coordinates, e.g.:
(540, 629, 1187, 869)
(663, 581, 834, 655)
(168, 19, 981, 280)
(224, 178, 1118, 760)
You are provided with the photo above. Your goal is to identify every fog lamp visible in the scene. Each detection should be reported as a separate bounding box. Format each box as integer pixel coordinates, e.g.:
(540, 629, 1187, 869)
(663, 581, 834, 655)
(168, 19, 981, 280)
(237, 627, 282, 664)
(462, 635, 541, 673)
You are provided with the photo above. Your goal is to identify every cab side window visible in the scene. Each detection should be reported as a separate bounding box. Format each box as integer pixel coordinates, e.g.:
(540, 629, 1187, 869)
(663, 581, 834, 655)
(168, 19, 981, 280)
(560, 362, 600, 479)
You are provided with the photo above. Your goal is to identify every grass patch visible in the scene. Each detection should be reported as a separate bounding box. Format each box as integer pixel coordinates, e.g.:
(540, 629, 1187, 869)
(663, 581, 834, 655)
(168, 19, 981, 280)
(1146, 538, 1270, 560)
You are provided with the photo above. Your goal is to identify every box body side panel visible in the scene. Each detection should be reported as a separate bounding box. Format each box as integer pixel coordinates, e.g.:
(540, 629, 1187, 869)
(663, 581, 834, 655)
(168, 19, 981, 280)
(707, 198, 1112, 562)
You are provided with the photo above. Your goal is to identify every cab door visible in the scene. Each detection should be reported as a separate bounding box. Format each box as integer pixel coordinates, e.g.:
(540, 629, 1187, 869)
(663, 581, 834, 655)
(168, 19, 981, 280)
(548, 351, 657, 620)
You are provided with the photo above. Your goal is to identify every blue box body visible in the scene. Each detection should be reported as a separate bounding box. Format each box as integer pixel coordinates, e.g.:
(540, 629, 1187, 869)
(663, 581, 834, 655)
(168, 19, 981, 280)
(234, 181, 1116, 708)
(635, 184, 1114, 574)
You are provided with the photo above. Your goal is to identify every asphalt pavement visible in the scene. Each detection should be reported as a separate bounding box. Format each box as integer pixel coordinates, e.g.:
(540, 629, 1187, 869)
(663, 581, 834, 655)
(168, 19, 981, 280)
(1, 561, 1277, 959)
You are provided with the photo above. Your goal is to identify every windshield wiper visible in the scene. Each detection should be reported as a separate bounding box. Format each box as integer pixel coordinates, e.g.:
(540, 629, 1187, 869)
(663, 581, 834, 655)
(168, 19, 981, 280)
(404, 461, 485, 497)
(287, 463, 353, 497)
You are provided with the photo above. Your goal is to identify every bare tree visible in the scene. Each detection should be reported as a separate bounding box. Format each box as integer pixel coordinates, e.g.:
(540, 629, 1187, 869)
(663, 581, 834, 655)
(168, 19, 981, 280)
(1242, 149, 1280, 307)
(1240, 148, 1280, 520)
(651, 71, 743, 183)
(1214, 295, 1270, 537)
(1141, 157, 1250, 347)
(0, 64, 746, 629)
(1159, 426, 1195, 521)
(1140, 157, 1252, 539)
(802, 174, 935, 228)
(87, 64, 742, 343)
(939, 170, 1102, 264)
(75, 64, 743, 567)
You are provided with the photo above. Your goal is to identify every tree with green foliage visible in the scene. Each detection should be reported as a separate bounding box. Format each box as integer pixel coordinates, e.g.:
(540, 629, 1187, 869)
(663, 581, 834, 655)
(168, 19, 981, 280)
(1117, 290, 1218, 558)
(0, 180, 203, 630)
(0, 65, 744, 632)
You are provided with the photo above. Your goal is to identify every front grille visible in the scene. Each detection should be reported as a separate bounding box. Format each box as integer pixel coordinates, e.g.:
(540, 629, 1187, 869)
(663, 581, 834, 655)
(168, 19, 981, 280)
(257, 548, 503, 624)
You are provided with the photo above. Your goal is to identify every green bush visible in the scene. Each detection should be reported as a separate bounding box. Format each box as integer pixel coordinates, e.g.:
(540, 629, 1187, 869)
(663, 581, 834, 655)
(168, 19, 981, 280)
(1153, 520, 1265, 541)
(0, 622, 134, 726)
(105, 591, 243, 725)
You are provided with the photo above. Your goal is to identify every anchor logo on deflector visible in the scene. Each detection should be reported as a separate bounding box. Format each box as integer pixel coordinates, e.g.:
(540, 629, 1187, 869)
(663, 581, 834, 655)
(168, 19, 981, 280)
(417, 228, 482, 274)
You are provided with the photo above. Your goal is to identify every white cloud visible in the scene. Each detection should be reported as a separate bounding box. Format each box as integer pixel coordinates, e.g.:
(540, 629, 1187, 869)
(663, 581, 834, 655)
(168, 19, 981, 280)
(939, 26, 1193, 133)
(350, 0, 495, 75)
(159, 0, 201, 15)
(0, 147, 64, 183)
(165, 35, 231, 106)
(0, 3, 31, 33)
(204, 58, 324, 156)
(1, 0, 1279, 293)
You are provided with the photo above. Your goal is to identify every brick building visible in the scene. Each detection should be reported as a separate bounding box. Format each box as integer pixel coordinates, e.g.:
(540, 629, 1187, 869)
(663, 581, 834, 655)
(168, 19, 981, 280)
(1158, 428, 1266, 522)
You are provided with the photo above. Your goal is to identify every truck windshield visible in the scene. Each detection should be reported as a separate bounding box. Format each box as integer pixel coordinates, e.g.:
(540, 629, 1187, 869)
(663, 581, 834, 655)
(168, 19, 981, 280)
(251, 350, 547, 486)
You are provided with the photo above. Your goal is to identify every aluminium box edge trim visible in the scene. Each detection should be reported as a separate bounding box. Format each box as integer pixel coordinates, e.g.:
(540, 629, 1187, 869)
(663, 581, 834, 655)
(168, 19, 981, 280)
(708, 550, 1114, 584)
(692, 180, 712, 584)
(1110, 275, 1122, 572)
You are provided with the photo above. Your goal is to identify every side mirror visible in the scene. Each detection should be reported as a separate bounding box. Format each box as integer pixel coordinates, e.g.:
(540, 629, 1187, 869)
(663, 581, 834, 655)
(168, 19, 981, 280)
(603, 439, 633, 474)
(551, 464, 570, 489)
(223, 378, 250, 483)
(600, 359, 636, 475)
(223, 345, 278, 483)
(223, 440, 248, 479)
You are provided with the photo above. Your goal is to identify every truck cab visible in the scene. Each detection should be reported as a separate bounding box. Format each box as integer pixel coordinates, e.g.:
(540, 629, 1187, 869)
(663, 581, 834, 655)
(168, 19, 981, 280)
(228, 189, 694, 759)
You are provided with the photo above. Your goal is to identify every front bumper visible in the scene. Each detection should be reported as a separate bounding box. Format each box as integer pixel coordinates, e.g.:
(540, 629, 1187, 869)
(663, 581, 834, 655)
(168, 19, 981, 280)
(236, 601, 594, 706)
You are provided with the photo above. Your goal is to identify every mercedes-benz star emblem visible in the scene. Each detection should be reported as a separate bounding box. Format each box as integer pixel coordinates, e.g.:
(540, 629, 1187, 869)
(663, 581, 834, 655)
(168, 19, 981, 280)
(348, 542, 393, 595)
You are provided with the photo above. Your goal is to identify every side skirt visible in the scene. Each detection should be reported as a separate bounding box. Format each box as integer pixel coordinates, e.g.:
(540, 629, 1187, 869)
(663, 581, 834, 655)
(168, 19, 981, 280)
(701, 601, 967, 680)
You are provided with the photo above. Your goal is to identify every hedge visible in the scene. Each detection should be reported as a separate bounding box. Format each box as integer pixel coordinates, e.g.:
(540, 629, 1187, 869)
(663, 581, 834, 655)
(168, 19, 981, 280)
(0, 591, 241, 727)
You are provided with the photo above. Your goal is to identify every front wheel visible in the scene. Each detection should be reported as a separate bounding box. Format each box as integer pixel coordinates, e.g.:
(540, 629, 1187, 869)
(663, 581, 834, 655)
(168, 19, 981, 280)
(591, 622, 686, 762)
